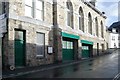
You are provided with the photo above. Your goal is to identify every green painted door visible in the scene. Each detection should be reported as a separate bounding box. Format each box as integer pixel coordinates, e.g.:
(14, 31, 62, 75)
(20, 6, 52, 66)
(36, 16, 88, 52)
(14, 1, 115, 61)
(15, 30, 25, 67)
(62, 40, 74, 61)
(82, 46, 89, 58)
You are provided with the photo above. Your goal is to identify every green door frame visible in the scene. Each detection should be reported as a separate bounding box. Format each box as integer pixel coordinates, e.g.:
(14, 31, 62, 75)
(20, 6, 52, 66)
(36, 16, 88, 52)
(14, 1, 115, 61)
(14, 29, 26, 67)
(82, 45, 89, 58)
(61, 32, 80, 59)
(62, 39, 74, 61)
(61, 32, 80, 39)
(81, 40, 93, 45)
(61, 32, 80, 61)
(81, 40, 93, 58)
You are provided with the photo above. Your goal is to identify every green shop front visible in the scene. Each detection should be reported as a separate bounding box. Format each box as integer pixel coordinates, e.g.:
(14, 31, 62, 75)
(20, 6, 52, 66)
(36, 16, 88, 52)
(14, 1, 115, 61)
(81, 40, 93, 58)
(61, 32, 80, 61)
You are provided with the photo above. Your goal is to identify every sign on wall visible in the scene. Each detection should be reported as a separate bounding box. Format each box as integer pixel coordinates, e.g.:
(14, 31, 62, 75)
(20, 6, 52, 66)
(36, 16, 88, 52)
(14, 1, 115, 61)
(0, 13, 7, 37)
(47, 46, 53, 54)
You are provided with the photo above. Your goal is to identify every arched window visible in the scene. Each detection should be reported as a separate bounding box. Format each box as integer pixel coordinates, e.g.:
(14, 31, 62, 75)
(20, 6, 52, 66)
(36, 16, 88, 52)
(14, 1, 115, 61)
(79, 7, 84, 32)
(95, 17, 98, 36)
(101, 21, 104, 38)
(88, 13, 92, 34)
(67, 0, 73, 29)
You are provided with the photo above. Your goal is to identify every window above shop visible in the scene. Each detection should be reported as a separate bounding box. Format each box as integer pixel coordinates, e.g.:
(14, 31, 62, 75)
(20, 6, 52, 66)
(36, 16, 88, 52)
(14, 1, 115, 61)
(25, 0, 44, 21)
(66, 0, 73, 29)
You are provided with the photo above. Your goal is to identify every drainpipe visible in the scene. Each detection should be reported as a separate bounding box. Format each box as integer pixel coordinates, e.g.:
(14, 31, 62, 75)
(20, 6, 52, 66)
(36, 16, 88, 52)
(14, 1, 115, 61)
(1, 1, 9, 70)
(118, 28, 120, 70)
(0, 38, 2, 79)
(53, 0, 62, 63)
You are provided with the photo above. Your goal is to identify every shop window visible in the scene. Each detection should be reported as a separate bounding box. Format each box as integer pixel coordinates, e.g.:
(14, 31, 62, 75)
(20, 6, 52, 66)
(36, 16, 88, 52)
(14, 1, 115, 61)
(62, 41, 67, 49)
(67, 41, 71, 49)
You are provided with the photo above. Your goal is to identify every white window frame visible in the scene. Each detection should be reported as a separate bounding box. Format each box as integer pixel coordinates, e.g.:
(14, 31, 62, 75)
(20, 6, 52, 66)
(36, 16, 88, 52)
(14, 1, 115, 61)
(67, 9, 71, 27)
(95, 18, 99, 36)
(35, 0, 44, 21)
(79, 15, 82, 30)
(25, 0, 33, 18)
(88, 13, 92, 35)
(36, 32, 45, 57)
(25, 0, 44, 21)
(66, 1, 73, 29)
(112, 36, 115, 41)
(101, 21, 104, 38)
(79, 7, 84, 32)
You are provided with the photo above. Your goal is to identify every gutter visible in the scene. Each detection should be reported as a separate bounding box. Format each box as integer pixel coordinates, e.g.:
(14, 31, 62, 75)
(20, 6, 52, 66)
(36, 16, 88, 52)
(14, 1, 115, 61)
(84, 1, 107, 19)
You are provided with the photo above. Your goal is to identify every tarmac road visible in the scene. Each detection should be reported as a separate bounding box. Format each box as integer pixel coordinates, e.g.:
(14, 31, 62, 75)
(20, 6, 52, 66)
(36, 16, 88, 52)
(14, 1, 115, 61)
(10, 49, 119, 79)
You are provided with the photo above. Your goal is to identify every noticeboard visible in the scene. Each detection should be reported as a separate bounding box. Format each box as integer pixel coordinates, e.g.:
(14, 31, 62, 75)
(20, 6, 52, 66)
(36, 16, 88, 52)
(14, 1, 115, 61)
(47, 46, 53, 54)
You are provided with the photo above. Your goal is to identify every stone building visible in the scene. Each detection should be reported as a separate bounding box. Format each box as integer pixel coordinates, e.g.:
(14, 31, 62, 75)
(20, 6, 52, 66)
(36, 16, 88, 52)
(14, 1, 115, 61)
(2, 0, 107, 69)
(108, 21, 120, 49)
(108, 28, 119, 48)
(2, 0, 54, 68)
(53, 0, 107, 61)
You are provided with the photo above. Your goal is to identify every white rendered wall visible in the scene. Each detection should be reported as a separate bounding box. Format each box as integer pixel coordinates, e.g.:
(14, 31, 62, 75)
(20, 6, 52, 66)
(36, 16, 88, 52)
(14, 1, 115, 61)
(109, 33, 119, 48)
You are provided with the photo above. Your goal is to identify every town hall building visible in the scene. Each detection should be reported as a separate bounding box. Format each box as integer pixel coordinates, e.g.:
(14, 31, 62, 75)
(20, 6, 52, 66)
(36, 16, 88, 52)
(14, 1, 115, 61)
(1, 0, 107, 69)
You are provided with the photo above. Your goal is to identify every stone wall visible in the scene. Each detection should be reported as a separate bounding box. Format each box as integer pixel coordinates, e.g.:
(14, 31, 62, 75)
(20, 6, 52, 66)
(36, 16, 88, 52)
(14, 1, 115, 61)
(5, 18, 54, 67)
(3, 0, 54, 67)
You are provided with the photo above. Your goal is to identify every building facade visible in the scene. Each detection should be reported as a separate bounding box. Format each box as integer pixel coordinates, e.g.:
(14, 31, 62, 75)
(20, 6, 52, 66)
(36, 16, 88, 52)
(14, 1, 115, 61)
(3, 0, 54, 68)
(109, 33, 119, 49)
(54, 0, 107, 61)
(2, 0, 107, 69)
(108, 28, 119, 48)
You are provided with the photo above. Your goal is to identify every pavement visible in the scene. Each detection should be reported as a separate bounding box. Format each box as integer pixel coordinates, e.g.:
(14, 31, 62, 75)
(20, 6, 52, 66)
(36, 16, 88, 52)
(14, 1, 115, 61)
(106, 48, 118, 54)
(2, 58, 93, 78)
(2, 49, 119, 79)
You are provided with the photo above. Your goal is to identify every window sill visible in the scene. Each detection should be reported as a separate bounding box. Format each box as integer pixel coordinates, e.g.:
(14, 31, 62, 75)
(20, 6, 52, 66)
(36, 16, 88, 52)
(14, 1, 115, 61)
(9, 13, 53, 28)
(35, 18, 44, 22)
(24, 16, 44, 22)
(67, 26, 74, 29)
(36, 55, 44, 59)
(24, 15, 33, 19)
(78, 30, 84, 32)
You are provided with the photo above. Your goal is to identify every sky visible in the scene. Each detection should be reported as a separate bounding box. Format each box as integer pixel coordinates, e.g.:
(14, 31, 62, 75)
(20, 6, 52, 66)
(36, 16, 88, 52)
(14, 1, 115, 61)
(87, 0, 119, 27)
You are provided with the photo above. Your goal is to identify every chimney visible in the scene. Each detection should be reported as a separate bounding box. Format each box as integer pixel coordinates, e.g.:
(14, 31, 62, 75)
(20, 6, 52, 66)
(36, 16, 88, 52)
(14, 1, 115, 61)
(89, 0, 96, 7)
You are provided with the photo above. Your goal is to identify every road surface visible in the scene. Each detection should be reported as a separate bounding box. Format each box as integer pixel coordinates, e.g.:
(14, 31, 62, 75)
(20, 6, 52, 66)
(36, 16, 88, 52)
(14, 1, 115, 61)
(5, 49, 120, 79)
